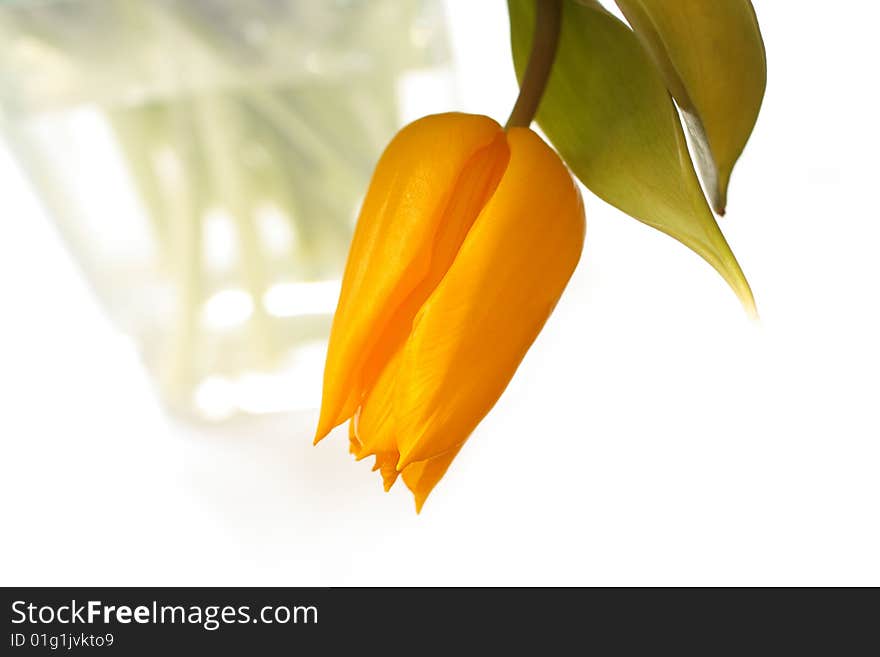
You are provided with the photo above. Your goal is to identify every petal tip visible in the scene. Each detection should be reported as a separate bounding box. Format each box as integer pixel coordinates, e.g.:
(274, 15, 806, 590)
(380, 466, 399, 492)
(313, 415, 334, 445)
(396, 448, 417, 472)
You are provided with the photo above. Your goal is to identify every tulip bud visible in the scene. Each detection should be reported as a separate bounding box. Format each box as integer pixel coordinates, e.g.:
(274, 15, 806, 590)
(315, 112, 585, 511)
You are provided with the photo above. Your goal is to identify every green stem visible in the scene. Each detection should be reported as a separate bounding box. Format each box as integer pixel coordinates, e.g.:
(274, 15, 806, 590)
(505, 0, 562, 129)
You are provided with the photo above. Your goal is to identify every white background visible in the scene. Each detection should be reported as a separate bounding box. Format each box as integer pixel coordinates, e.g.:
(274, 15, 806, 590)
(1, 0, 878, 585)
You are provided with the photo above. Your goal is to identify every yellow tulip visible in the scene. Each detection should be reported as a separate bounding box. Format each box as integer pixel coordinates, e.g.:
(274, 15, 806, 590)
(314, 112, 585, 511)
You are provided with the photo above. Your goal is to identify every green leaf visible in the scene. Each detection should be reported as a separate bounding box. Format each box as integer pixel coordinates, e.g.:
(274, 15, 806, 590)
(508, 0, 755, 315)
(615, 0, 767, 215)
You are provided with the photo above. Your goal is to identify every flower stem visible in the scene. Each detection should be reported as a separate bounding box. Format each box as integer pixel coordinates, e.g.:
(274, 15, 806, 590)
(505, 0, 562, 129)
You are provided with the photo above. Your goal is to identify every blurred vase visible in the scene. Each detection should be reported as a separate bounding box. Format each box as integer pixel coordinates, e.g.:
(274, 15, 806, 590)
(0, 0, 453, 421)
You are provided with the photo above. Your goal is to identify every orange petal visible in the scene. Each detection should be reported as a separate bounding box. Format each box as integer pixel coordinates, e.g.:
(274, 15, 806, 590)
(401, 445, 462, 513)
(357, 346, 403, 459)
(356, 130, 510, 405)
(315, 113, 503, 442)
(396, 128, 585, 468)
(374, 452, 400, 492)
(348, 419, 361, 456)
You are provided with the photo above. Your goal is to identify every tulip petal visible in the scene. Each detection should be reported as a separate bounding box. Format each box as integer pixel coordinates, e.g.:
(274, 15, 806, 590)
(374, 452, 400, 492)
(401, 445, 462, 513)
(616, 0, 766, 214)
(356, 345, 403, 459)
(348, 420, 361, 456)
(508, 0, 756, 314)
(395, 128, 585, 469)
(315, 113, 504, 442)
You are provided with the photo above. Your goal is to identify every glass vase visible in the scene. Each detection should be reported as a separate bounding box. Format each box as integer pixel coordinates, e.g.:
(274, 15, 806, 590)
(0, 0, 453, 421)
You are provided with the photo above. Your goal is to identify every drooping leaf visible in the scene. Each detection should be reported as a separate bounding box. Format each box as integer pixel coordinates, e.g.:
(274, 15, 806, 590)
(616, 0, 767, 214)
(508, 0, 755, 314)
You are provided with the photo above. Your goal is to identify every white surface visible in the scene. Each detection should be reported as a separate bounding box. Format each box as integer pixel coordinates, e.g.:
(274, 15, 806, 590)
(1, 0, 879, 586)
